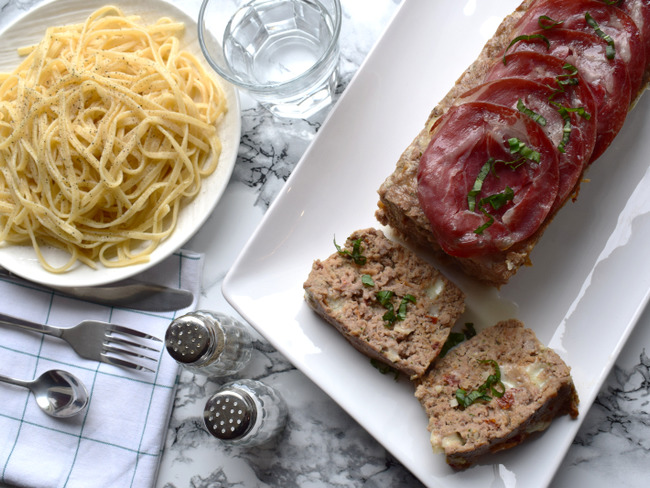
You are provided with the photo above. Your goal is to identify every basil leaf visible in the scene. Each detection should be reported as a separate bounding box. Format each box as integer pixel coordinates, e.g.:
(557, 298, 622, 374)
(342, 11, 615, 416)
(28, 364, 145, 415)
(517, 98, 547, 126)
(467, 158, 494, 212)
(454, 359, 506, 409)
(456, 388, 491, 409)
(482, 186, 514, 211)
(538, 15, 563, 30)
(556, 64, 580, 88)
(376, 290, 416, 328)
(376, 290, 394, 307)
(439, 332, 466, 358)
(548, 63, 580, 100)
(463, 322, 477, 339)
(334, 236, 367, 265)
(561, 63, 579, 77)
(468, 138, 537, 234)
(474, 208, 495, 235)
(473, 187, 514, 234)
(564, 106, 591, 120)
(439, 323, 477, 358)
(377, 290, 397, 327)
(508, 137, 541, 163)
(550, 101, 592, 153)
(361, 274, 375, 287)
(503, 34, 550, 64)
(396, 294, 416, 321)
(585, 12, 615, 59)
(370, 358, 400, 380)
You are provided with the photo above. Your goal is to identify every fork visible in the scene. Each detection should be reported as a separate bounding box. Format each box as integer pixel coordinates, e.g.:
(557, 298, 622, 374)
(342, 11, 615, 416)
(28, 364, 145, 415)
(0, 312, 162, 373)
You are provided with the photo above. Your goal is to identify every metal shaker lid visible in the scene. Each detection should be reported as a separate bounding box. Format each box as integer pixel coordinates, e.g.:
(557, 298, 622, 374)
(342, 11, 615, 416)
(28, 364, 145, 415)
(203, 388, 256, 440)
(164, 314, 211, 364)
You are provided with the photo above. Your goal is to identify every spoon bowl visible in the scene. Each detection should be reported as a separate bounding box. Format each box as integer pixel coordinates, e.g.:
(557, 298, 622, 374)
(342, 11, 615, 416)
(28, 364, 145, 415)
(0, 369, 89, 418)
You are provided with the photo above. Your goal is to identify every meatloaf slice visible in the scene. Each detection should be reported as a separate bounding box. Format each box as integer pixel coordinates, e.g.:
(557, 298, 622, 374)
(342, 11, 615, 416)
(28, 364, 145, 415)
(415, 319, 579, 469)
(303, 227, 465, 379)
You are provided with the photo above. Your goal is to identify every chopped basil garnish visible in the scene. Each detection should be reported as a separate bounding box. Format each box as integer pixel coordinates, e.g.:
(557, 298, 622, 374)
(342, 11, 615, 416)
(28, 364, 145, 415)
(440, 323, 477, 358)
(474, 187, 515, 234)
(334, 236, 367, 265)
(464, 322, 477, 339)
(559, 104, 591, 120)
(375, 290, 394, 308)
(376, 290, 416, 328)
(508, 137, 541, 164)
(397, 294, 417, 320)
(467, 137, 538, 234)
(558, 112, 572, 154)
(455, 359, 506, 409)
(480, 187, 515, 212)
(467, 159, 493, 212)
(361, 274, 375, 287)
(517, 99, 546, 126)
(370, 358, 400, 380)
(441, 332, 465, 356)
(550, 101, 592, 153)
(503, 33, 550, 64)
(560, 63, 579, 78)
(585, 12, 615, 59)
(474, 212, 495, 235)
(548, 63, 580, 99)
(538, 15, 563, 30)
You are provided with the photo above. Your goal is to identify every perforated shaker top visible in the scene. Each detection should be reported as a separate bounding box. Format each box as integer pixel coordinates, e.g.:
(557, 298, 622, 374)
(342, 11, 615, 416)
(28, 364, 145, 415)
(203, 388, 256, 440)
(164, 314, 211, 364)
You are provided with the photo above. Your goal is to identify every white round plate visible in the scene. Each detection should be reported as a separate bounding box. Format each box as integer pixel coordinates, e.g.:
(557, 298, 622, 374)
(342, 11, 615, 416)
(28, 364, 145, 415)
(0, 0, 241, 287)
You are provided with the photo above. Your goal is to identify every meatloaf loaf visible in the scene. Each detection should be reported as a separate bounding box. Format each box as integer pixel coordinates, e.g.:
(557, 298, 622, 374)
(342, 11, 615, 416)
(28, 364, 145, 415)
(376, 0, 650, 286)
(303, 227, 465, 379)
(415, 319, 579, 469)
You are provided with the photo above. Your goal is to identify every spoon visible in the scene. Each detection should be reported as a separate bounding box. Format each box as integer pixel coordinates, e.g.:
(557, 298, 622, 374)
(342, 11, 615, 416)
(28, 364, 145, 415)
(0, 369, 89, 418)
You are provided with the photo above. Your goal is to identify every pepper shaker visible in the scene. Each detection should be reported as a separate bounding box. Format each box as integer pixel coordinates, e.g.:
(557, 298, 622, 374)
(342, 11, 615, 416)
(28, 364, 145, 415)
(165, 311, 252, 376)
(203, 379, 288, 447)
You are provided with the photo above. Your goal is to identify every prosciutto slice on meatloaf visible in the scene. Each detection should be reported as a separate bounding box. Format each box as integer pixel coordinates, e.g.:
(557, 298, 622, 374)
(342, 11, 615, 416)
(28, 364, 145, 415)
(417, 102, 560, 257)
(455, 76, 597, 213)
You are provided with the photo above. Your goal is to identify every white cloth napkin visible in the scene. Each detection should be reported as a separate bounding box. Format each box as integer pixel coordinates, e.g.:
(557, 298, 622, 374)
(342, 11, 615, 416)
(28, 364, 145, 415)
(0, 250, 203, 488)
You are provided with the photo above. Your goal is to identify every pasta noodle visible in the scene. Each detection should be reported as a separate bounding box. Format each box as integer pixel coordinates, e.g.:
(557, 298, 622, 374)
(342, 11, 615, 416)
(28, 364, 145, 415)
(0, 6, 227, 272)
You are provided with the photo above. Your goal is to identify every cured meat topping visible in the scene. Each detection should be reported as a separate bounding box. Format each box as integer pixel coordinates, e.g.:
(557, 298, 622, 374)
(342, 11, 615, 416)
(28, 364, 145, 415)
(417, 102, 559, 257)
(409, 0, 648, 268)
(456, 76, 596, 211)
(506, 27, 632, 161)
(515, 0, 645, 93)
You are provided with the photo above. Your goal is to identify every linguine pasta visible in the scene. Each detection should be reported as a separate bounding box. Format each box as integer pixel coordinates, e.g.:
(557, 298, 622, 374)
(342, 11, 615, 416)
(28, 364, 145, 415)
(0, 6, 227, 272)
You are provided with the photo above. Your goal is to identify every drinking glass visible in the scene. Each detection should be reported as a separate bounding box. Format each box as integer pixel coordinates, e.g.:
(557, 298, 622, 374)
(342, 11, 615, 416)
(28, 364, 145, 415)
(198, 0, 342, 118)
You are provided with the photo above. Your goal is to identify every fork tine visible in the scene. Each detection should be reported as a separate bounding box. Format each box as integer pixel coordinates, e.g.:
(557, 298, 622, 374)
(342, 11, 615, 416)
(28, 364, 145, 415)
(101, 353, 157, 373)
(103, 343, 158, 362)
(108, 324, 162, 342)
(106, 334, 161, 353)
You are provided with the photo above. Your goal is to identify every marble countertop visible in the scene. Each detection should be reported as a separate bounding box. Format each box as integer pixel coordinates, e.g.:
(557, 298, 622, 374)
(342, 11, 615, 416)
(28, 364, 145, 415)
(0, 0, 649, 487)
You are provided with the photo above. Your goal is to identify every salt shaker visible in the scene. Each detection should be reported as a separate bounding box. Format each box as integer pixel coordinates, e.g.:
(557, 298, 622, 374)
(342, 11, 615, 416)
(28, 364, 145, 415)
(203, 379, 288, 447)
(164, 311, 252, 376)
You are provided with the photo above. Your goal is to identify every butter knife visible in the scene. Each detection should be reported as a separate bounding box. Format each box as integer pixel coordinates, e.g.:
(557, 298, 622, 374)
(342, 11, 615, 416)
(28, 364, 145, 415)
(0, 268, 194, 312)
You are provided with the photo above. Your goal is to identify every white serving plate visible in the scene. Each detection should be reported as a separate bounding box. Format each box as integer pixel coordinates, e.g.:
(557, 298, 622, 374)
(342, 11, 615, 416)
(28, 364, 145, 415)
(223, 1, 650, 487)
(0, 0, 241, 287)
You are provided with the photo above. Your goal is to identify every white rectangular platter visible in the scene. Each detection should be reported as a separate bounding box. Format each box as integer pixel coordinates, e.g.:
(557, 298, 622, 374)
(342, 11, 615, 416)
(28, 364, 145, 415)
(222, 1, 650, 486)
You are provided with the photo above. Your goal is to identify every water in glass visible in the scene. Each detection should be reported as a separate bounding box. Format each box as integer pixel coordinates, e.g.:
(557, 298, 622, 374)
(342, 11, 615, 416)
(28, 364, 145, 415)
(222, 0, 339, 116)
